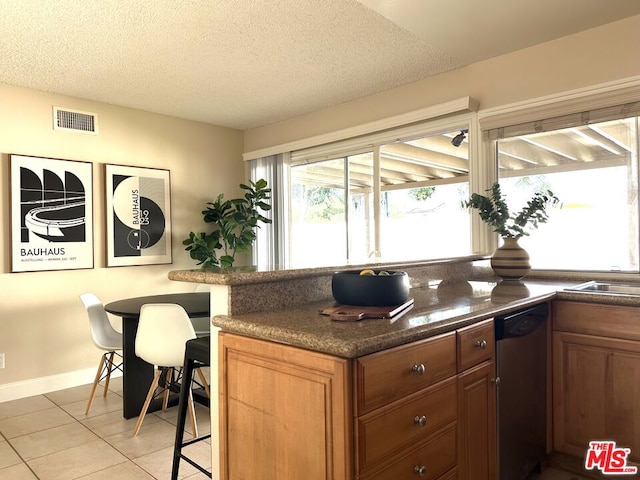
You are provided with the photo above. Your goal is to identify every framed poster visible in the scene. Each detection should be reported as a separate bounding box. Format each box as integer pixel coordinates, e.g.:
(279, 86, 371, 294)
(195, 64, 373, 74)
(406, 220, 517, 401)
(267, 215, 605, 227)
(105, 164, 171, 266)
(10, 154, 94, 272)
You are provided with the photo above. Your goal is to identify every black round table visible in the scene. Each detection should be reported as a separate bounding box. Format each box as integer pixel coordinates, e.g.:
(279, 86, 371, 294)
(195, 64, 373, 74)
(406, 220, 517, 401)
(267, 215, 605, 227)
(105, 292, 210, 419)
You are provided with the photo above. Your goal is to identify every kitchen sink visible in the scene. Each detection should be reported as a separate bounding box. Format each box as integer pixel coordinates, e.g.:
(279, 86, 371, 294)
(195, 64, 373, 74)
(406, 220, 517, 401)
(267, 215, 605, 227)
(565, 280, 640, 296)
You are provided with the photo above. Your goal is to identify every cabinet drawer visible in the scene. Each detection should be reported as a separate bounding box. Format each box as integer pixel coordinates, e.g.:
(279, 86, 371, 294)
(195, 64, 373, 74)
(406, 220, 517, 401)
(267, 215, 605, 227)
(355, 332, 456, 415)
(356, 377, 457, 473)
(552, 300, 640, 341)
(361, 423, 457, 480)
(456, 319, 494, 372)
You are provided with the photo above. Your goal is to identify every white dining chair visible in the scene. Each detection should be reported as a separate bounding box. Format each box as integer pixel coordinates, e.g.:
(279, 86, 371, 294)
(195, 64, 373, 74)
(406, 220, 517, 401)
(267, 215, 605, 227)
(80, 293, 123, 415)
(133, 303, 207, 437)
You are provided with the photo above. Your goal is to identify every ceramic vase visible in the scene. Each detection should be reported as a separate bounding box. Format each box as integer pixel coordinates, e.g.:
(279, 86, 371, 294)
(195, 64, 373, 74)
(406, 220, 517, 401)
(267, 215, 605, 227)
(490, 237, 531, 280)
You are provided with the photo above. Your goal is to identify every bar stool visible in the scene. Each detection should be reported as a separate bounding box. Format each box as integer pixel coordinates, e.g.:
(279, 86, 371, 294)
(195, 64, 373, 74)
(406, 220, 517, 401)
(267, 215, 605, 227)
(171, 335, 212, 479)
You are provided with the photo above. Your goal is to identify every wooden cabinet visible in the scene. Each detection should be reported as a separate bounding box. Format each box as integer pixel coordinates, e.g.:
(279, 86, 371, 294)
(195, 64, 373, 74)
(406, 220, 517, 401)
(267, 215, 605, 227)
(354, 332, 458, 479)
(456, 320, 497, 480)
(219, 333, 352, 480)
(355, 378, 457, 473)
(355, 333, 457, 415)
(456, 318, 495, 372)
(552, 301, 640, 464)
(219, 320, 497, 480)
(353, 320, 496, 480)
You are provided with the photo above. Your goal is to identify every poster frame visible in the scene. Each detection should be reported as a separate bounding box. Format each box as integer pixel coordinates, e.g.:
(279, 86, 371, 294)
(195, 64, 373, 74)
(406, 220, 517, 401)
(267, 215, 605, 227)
(105, 164, 172, 267)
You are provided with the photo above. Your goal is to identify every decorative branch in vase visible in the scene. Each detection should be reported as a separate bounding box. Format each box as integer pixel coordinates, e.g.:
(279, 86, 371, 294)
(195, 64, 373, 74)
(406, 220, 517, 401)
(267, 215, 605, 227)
(463, 182, 559, 280)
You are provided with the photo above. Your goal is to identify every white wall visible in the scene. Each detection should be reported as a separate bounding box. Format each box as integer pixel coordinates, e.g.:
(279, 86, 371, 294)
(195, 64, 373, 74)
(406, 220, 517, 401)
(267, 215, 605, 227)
(0, 84, 244, 397)
(3, 14, 640, 400)
(244, 15, 640, 153)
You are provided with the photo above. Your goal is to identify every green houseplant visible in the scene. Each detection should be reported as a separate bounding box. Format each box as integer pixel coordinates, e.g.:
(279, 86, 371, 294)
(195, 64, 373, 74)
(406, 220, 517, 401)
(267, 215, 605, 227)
(463, 182, 559, 279)
(463, 182, 558, 238)
(183, 179, 272, 269)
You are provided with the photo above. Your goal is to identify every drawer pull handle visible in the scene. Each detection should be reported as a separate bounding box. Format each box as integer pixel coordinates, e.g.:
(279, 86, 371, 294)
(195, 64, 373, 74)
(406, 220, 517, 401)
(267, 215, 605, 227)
(411, 363, 426, 375)
(413, 415, 427, 427)
(414, 465, 427, 476)
(475, 339, 487, 349)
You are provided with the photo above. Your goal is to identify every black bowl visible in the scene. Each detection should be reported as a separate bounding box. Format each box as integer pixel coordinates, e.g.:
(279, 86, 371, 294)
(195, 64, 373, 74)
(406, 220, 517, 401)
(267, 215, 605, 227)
(331, 270, 410, 306)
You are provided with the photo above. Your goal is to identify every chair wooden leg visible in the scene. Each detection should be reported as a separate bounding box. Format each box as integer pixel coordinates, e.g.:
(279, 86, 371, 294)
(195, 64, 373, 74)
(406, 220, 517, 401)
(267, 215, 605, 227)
(186, 388, 198, 438)
(102, 351, 115, 397)
(85, 354, 106, 415)
(133, 369, 162, 436)
(195, 367, 210, 398)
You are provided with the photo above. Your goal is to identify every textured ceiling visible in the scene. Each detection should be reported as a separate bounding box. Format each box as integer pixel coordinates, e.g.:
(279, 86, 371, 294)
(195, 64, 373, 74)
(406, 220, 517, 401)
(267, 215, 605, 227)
(0, 0, 639, 130)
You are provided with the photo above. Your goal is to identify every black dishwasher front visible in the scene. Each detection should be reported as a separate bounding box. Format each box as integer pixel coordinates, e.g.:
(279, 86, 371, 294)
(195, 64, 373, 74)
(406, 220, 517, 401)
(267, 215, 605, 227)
(495, 302, 549, 480)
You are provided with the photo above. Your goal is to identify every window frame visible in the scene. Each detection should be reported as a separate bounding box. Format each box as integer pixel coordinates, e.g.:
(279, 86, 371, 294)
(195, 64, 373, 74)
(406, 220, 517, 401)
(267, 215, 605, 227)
(478, 78, 640, 275)
(286, 113, 477, 266)
(247, 77, 640, 274)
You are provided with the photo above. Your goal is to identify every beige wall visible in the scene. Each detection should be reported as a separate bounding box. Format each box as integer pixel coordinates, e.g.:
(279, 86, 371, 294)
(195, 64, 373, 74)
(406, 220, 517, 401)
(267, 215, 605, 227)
(2, 14, 639, 396)
(0, 84, 244, 389)
(244, 15, 640, 153)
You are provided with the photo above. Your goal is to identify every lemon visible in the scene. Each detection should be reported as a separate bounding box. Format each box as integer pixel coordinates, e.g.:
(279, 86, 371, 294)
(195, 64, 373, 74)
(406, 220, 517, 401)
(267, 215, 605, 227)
(378, 270, 390, 276)
(359, 269, 375, 276)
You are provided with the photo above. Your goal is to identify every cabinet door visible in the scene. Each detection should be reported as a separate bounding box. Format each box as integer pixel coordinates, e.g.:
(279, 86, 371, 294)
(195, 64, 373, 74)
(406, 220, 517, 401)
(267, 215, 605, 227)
(457, 360, 497, 480)
(219, 333, 352, 480)
(553, 331, 640, 463)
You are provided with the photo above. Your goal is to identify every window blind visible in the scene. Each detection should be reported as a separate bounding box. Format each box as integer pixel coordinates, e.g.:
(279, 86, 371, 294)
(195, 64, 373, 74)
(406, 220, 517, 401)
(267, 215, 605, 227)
(484, 101, 640, 141)
(291, 113, 473, 165)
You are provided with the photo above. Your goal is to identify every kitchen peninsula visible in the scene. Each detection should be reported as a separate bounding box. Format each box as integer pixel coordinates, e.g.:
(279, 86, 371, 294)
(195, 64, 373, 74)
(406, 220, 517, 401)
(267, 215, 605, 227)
(169, 258, 640, 479)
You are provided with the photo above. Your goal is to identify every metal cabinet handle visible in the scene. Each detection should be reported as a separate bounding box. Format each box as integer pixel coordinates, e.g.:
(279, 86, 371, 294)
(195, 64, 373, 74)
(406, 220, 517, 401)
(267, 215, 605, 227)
(491, 376, 501, 385)
(475, 339, 487, 349)
(414, 465, 427, 476)
(412, 363, 426, 375)
(413, 415, 427, 427)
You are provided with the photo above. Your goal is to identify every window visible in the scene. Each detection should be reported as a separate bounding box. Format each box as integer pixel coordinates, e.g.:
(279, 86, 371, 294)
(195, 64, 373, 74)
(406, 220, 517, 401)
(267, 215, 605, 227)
(290, 152, 378, 267)
(288, 122, 472, 267)
(495, 114, 639, 272)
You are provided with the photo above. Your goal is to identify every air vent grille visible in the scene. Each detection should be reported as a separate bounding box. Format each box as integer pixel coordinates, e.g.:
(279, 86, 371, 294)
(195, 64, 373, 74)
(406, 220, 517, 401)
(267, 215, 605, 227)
(53, 107, 98, 134)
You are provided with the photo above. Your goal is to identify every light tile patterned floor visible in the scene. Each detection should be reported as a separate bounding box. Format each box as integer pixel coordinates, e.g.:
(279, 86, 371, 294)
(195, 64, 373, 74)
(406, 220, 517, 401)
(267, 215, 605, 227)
(1, 376, 590, 480)
(0, 377, 211, 480)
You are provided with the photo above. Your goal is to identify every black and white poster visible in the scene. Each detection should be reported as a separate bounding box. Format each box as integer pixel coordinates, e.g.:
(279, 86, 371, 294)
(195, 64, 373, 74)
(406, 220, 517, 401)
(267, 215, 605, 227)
(105, 165, 171, 266)
(10, 154, 94, 272)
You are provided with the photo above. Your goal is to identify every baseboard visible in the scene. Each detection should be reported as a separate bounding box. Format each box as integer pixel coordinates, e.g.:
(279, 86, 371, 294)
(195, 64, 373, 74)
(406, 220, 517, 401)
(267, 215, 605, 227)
(0, 367, 123, 403)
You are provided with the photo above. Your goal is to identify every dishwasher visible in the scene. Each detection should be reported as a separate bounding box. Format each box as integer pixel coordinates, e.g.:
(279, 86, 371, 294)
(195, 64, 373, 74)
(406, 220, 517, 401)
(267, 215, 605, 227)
(495, 302, 549, 480)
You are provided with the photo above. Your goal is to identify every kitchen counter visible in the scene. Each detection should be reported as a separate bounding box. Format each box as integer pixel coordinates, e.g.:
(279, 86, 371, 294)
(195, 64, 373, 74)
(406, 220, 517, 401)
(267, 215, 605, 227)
(213, 279, 567, 358)
(171, 260, 640, 357)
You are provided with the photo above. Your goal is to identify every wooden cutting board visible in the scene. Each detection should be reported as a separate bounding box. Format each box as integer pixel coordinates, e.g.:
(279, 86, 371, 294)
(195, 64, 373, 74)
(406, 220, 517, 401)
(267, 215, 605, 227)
(319, 298, 414, 322)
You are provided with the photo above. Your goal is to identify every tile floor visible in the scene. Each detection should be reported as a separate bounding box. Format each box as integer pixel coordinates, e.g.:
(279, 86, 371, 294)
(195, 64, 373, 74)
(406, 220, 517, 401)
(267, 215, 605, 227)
(1, 376, 593, 480)
(0, 376, 211, 480)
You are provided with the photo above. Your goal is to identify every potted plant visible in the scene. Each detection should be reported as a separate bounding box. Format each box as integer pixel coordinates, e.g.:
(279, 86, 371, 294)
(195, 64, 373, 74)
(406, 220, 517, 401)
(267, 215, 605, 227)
(463, 182, 559, 279)
(182, 179, 272, 269)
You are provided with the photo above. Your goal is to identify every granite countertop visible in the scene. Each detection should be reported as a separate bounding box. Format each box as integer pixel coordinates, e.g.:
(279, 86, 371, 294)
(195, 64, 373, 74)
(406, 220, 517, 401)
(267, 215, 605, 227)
(213, 279, 575, 358)
(168, 255, 487, 286)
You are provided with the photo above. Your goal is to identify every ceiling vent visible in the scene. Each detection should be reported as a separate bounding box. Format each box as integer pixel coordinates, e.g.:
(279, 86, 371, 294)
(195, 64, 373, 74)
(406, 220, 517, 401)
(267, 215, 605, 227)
(53, 107, 98, 134)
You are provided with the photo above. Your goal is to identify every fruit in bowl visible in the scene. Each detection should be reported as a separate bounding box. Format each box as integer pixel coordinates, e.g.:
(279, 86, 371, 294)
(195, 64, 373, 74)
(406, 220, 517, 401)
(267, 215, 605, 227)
(331, 270, 410, 306)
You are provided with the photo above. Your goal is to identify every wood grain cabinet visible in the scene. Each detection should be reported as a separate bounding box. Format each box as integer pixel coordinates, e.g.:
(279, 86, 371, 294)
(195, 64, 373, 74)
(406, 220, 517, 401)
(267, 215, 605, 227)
(456, 319, 497, 480)
(219, 320, 497, 480)
(219, 333, 352, 480)
(552, 301, 640, 464)
(354, 332, 458, 479)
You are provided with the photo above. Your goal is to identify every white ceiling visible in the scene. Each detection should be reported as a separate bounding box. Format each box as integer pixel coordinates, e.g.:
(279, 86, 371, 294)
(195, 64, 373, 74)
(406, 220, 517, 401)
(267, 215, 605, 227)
(1, 0, 639, 130)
